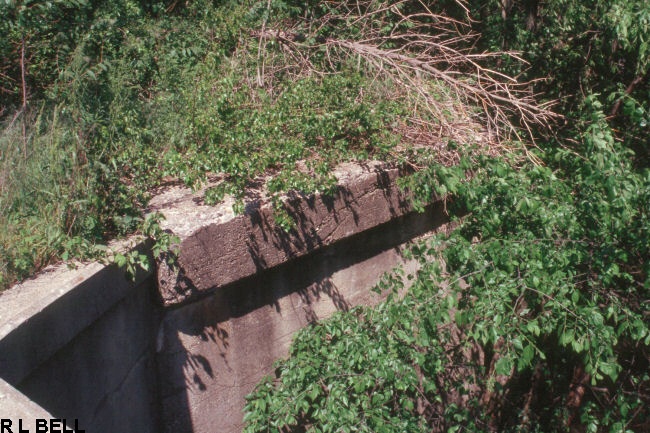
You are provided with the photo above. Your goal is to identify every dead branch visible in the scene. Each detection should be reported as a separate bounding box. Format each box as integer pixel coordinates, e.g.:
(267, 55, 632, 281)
(609, 73, 645, 118)
(252, 0, 557, 156)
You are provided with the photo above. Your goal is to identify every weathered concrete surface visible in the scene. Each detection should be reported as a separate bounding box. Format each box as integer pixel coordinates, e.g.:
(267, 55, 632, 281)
(157, 203, 449, 433)
(0, 239, 151, 385)
(0, 377, 53, 426)
(150, 162, 420, 306)
(0, 242, 162, 433)
(18, 276, 161, 433)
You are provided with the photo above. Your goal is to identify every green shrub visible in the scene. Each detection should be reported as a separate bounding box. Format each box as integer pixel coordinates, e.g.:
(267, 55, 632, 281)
(244, 101, 650, 431)
(242, 1, 650, 430)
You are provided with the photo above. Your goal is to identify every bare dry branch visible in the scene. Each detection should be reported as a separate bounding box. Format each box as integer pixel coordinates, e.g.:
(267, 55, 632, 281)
(252, 0, 558, 160)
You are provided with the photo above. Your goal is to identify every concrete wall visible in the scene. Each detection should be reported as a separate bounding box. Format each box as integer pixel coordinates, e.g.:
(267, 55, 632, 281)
(0, 161, 448, 433)
(150, 162, 424, 306)
(0, 255, 162, 433)
(0, 377, 53, 430)
(18, 276, 161, 433)
(157, 203, 448, 433)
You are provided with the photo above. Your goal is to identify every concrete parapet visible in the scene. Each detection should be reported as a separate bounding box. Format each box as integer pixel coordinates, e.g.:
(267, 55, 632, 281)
(150, 162, 422, 306)
(0, 377, 53, 426)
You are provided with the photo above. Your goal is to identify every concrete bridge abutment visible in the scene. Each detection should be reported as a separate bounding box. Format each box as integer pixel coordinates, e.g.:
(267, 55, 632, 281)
(0, 162, 449, 433)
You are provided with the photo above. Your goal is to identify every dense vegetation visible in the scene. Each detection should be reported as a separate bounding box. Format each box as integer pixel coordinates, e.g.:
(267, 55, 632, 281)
(0, 0, 412, 288)
(0, 0, 544, 287)
(242, 0, 650, 432)
(1, 0, 648, 431)
(244, 113, 650, 431)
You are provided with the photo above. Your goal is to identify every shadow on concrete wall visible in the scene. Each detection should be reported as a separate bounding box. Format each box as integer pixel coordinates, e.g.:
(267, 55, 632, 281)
(8, 275, 164, 433)
(243, 165, 412, 272)
(158, 199, 449, 433)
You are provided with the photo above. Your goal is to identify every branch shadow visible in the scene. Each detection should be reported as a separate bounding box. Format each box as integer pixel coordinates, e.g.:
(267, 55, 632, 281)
(242, 165, 413, 281)
(157, 199, 449, 433)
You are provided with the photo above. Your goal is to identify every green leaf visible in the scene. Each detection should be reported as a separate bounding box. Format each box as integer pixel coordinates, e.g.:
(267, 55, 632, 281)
(114, 253, 127, 268)
(495, 356, 513, 376)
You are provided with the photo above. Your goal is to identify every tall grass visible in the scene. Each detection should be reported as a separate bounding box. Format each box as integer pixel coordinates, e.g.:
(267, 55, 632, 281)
(0, 108, 95, 288)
